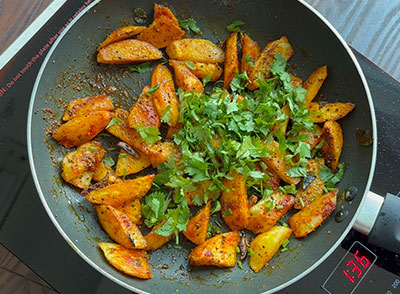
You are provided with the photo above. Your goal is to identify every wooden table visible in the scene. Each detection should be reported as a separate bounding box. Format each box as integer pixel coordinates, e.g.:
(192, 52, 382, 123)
(1, 0, 400, 81)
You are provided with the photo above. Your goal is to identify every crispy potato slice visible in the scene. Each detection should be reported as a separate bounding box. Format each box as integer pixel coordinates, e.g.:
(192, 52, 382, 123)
(248, 36, 294, 90)
(98, 243, 152, 279)
(220, 172, 249, 230)
(95, 205, 146, 249)
(183, 201, 211, 245)
(97, 26, 146, 51)
(127, 88, 160, 130)
(298, 125, 323, 150)
(289, 189, 337, 238)
(240, 33, 260, 74)
(147, 141, 175, 168)
(153, 4, 179, 24)
(144, 220, 173, 251)
(249, 226, 292, 272)
(151, 64, 180, 126)
(61, 141, 105, 185)
(303, 66, 328, 106)
(117, 199, 143, 225)
(97, 39, 162, 64)
(320, 120, 343, 171)
(93, 161, 122, 184)
(68, 171, 93, 189)
(307, 158, 325, 175)
(294, 176, 325, 209)
(169, 60, 203, 93)
(308, 102, 355, 123)
(271, 104, 290, 136)
(262, 140, 301, 185)
(62, 95, 114, 121)
(53, 111, 114, 148)
(184, 61, 222, 82)
(166, 39, 225, 63)
(184, 180, 220, 206)
(247, 192, 295, 234)
(290, 74, 303, 88)
(86, 174, 154, 207)
(188, 231, 239, 268)
(224, 32, 239, 89)
(115, 150, 151, 177)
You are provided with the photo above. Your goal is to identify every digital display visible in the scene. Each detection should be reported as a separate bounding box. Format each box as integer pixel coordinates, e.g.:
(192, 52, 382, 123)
(322, 241, 377, 294)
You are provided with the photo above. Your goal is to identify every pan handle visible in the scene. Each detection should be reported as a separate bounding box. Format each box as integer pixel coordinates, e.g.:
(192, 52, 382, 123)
(353, 191, 400, 253)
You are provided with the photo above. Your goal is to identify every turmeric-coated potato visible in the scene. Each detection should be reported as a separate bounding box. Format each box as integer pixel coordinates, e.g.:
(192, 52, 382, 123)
(308, 102, 355, 123)
(298, 125, 324, 150)
(53, 111, 114, 148)
(240, 33, 260, 74)
(184, 61, 223, 82)
(184, 180, 220, 206)
(95, 205, 146, 249)
(303, 66, 328, 106)
(166, 39, 225, 63)
(115, 150, 151, 177)
(127, 88, 160, 130)
(188, 231, 239, 268)
(62, 95, 114, 121)
(97, 39, 162, 64)
(117, 199, 143, 225)
(290, 74, 303, 89)
(289, 189, 337, 238)
(144, 220, 173, 251)
(98, 243, 152, 279)
(224, 32, 239, 89)
(153, 4, 179, 24)
(97, 26, 146, 51)
(147, 141, 175, 168)
(169, 60, 203, 93)
(92, 161, 122, 184)
(183, 201, 211, 245)
(86, 174, 154, 207)
(320, 120, 343, 171)
(294, 176, 325, 209)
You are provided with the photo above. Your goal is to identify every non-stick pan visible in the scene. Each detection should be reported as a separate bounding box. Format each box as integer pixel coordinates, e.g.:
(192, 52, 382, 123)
(27, 0, 400, 293)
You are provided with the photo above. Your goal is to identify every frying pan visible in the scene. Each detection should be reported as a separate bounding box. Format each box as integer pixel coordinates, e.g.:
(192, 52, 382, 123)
(26, 0, 400, 293)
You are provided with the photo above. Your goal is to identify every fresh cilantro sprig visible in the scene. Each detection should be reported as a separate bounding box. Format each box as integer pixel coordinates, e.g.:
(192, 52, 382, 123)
(179, 18, 202, 34)
(137, 125, 161, 145)
(227, 20, 245, 32)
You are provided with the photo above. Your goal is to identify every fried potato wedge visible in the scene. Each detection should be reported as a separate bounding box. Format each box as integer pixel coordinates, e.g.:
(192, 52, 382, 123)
(294, 176, 325, 209)
(308, 102, 355, 123)
(62, 95, 114, 121)
(290, 74, 303, 89)
(166, 39, 225, 63)
(307, 158, 325, 176)
(68, 171, 93, 189)
(240, 33, 260, 74)
(86, 174, 154, 207)
(97, 26, 146, 51)
(115, 150, 151, 177)
(61, 141, 105, 185)
(224, 32, 239, 89)
(184, 180, 220, 206)
(249, 226, 292, 272)
(147, 141, 175, 168)
(93, 161, 122, 184)
(247, 192, 295, 234)
(248, 36, 294, 90)
(169, 60, 203, 93)
(320, 120, 343, 171)
(289, 189, 337, 238)
(298, 125, 324, 150)
(95, 205, 146, 249)
(151, 64, 180, 126)
(117, 199, 143, 225)
(183, 201, 211, 245)
(188, 231, 239, 268)
(220, 172, 249, 230)
(303, 65, 328, 106)
(153, 4, 179, 23)
(144, 220, 173, 251)
(184, 61, 222, 82)
(271, 104, 290, 136)
(127, 89, 160, 130)
(97, 39, 162, 64)
(53, 111, 114, 148)
(98, 243, 152, 279)
(262, 140, 301, 185)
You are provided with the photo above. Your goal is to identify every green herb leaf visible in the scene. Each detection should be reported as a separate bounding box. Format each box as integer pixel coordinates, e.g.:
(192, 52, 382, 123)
(318, 163, 345, 188)
(247, 248, 254, 256)
(244, 55, 255, 68)
(146, 84, 160, 95)
(185, 60, 196, 70)
(179, 18, 202, 34)
(87, 146, 98, 151)
(222, 208, 233, 217)
(137, 125, 161, 145)
(128, 62, 151, 74)
(161, 105, 171, 124)
(279, 184, 298, 195)
(286, 166, 308, 178)
(227, 20, 245, 32)
(103, 156, 115, 167)
(202, 73, 212, 86)
(118, 153, 127, 158)
(210, 200, 221, 214)
(106, 117, 122, 129)
(237, 260, 243, 269)
(142, 192, 170, 228)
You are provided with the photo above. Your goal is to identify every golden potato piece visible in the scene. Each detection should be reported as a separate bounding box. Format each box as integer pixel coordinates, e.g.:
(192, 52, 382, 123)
(308, 102, 355, 123)
(92, 161, 122, 184)
(98, 243, 152, 279)
(306, 158, 325, 176)
(298, 125, 323, 150)
(97, 26, 146, 51)
(169, 60, 203, 93)
(95, 205, 146, 249)
(166, 39, 225, 63)
(153, 4, 179, 24)
(97, 39, 162, 64)
(303, 66, 328, 106)
(151, 64, 180, 127)
(184, 180, 220, 206)
(53, 111, 114, 148)
(144, 220, 173, 251)
(61, 141, 105, 187)
(224, 32, 239, 89)
(294, 176, 325, 209)
(117, 199, 143, 225)
(184, 61, 222, 82)
(262, 140, 301, 185)
(86, 174, 154, 207)
(249, 226, 292, 272)
(147, 141, 175, 168)
(115, 150, 151, 177)
(290, 74, 303, 89)
(240, 33, 260, 74)
(183, 201, 211, 245)
(271, 104, 290, 136)
(68, 171, 93, 189)
(220, 172, 249, 230)
(289, 189, 337, 238)
(247, 192, 295, 234)
(188, 231, 239, 268)
(320, 120, 343, 171)
(127, 89, 160, 130)
(62, 95, 114, 121)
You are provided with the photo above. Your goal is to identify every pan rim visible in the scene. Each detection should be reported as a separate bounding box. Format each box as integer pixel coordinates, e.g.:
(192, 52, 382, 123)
(26, 0, 378, 293)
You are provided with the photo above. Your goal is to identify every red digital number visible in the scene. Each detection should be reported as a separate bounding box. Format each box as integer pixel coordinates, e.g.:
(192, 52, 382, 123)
(353, 250, 370, 268)
(347, 260, 363, 278)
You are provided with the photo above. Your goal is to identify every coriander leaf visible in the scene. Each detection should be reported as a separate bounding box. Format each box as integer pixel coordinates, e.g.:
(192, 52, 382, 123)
(128, 62, 151, 74)
(279, 184, 298, 195)
(230, 72, 250, 92)
(179, 18, 202, 34)
(319, 163, 345, 188)
(227, 20, 245, 32)
(286, 166, 308, 178)
(185, 60, 196, 70)
(202, 73, 212, 86)
(155, 201, 190, 237)
(146, 84, 160, 95)
(222, 208, 233, 217)
(137, 125, 161, 145)
(106, 117, 122, 129)
(161, 56, 168, 65)
(103, 156, 115, 167)
(118, 152, 127, 158)
(161, 105, 171, 123)
(270, 53, 287, 75)
(87, 146, 98, 151)
(244, 55, 255, 67)
(142, 192, 170, 227)
(210, 200, 221, 214)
